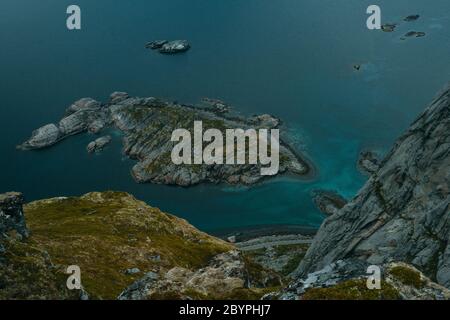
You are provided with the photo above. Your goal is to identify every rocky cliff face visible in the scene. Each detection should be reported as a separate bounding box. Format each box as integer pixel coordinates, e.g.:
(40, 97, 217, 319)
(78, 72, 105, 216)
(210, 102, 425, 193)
(0, 192, 28, 239)
(293, 85, 450, 290)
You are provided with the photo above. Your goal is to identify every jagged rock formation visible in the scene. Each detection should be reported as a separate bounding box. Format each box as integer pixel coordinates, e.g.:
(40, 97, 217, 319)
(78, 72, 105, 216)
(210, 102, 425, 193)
(18, 92, 311, 187)
(145, 40, 191, 54)
(0, 192, 28, 239)
(277, 260, 450, 300)
(119, 250, 281, 300)
(357, 150, 380, 176)
(311, 190, 348, 216)
(293, 85, 450, 290)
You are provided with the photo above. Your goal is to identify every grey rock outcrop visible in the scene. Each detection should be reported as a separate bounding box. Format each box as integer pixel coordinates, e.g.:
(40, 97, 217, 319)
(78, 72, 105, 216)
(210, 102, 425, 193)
(278, 260, 450, 300)
(18, 98, 108, 150)
(311, 190, 348, 216)
(0, 192, 28, 239)
(17, 124, 60, 150)
(357, 150, 380, 176)
(146, 40, 190, 54)
(294, 85, 450, 289)
(86, 135, 112, 153)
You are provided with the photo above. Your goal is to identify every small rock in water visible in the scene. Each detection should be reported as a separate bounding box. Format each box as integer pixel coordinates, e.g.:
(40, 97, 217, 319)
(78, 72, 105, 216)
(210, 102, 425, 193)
(227, 236, 237, 243)
(86, 135, 112, 153)
(381, 23, 397, 32)
(404, 15, 420, 22)
(146, 40, 190, 54)
(402, 31, 426, 39)
(159, 40, 190, 54)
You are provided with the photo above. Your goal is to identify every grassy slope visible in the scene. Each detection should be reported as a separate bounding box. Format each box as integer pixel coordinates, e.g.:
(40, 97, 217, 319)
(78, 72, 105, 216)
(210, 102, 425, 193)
(22, 191, 233, 299)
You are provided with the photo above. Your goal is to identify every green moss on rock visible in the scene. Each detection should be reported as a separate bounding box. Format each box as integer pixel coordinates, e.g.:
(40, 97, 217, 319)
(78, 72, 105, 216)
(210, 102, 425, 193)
(302, 279, 400, 300)
(389, 266, 425, 289)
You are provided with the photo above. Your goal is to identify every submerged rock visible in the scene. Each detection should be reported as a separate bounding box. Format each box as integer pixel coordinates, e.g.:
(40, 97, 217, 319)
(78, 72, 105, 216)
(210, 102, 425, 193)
(401, 31, 426, 39)
(404, 15, 420, 22)
(381, 23, 397, 32)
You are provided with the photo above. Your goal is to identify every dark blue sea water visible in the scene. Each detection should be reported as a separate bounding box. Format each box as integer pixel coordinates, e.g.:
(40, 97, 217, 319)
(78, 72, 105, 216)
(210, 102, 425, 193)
(1, 0, 449, 231)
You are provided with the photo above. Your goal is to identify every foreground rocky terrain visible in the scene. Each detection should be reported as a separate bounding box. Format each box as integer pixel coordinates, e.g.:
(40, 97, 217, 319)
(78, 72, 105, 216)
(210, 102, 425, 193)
(276, 85, 449, 299)
(0, 191, 282, 299)
(18, 93, 311, 186)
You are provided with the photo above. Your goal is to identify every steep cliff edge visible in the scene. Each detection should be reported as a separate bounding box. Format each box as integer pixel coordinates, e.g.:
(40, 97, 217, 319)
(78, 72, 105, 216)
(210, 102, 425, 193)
(293, 85, 450, 289)
(0, 191, 280, 299)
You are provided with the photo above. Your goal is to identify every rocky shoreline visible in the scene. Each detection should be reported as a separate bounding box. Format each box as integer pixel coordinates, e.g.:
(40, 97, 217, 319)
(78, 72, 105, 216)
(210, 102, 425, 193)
(18, 92, 313, 187)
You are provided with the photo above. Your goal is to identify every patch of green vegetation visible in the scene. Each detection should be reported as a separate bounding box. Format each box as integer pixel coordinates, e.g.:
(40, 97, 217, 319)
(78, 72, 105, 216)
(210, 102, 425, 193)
(389, 266, 425, 289)
(23, 192, 233, 299)
(281, 253, 306, 276)
(0, 239, 78, 300)
(274, 244, 309, 256)
(242, 255, 282, 288)
(302, 279, 401, 300)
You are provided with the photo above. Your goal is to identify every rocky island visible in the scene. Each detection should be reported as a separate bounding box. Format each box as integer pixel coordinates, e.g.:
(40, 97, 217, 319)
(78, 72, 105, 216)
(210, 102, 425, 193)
(145, 40, 191, 54)
(18, 92, 312, 186)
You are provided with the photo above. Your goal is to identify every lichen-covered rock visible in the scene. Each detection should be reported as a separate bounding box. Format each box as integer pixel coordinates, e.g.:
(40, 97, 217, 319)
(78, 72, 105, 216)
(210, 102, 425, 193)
(293, 85, 450, 289)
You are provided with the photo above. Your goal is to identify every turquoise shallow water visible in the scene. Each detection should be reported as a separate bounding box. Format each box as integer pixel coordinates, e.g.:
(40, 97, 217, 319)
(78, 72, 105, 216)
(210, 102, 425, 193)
(0, 0, 449, 231)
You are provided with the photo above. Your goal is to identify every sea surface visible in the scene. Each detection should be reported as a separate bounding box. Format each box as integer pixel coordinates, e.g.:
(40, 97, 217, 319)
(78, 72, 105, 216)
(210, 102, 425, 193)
(1, 0, 449, 232)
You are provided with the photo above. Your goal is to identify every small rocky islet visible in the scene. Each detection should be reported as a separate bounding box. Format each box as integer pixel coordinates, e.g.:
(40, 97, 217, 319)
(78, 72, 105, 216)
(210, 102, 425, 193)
(145, 40, 191, 54)
(18, 92, 312, 187)
(381, 14, 426, 40)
